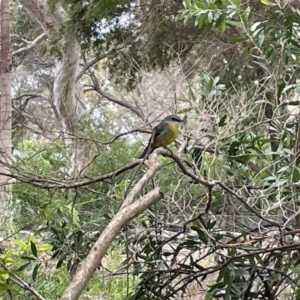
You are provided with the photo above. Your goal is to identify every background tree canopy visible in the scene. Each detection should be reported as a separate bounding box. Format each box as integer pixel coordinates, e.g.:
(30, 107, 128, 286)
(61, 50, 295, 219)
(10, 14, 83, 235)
(1, 0, 300, 299)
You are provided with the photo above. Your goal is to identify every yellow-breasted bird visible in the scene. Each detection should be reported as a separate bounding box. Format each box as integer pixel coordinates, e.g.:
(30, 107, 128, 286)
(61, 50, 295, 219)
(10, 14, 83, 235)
(139, 115, 183, 158)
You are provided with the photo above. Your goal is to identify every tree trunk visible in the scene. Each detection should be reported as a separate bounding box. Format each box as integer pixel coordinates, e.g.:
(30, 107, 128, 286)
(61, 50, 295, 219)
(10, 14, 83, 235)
(0, 0, 13, 226)
(18, 0, 86, 176)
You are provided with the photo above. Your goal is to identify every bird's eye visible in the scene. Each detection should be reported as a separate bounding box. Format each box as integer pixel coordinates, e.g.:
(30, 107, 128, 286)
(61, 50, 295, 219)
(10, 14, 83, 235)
(172, 117, 181, 122)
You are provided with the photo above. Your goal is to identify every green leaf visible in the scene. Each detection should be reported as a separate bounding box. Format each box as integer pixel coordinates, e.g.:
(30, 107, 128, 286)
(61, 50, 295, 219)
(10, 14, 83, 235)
(191, 225, 208, 243)
(198, 13, 207, 29)
(37, 243, 52, 251)
(14, 240, 27, 250)
(0, 283, 10, 290)
(178, 107, 193, 114)
(0, 270, 9, 280)
(252, 60, 268, 71)
(218, 115, 227, 127)
(260, 0, 276, 5)
(232, 37, 247, 43)
(20, 256, 36, 261)
(248, 256, 256, 268)
(191, 148, 202, 168)
(277, 166, 289, 173)
(228, 141, 240, 156)
(228, 248, 237, 256)
(17, 262, 31, 272)
(56, 257, 65, 269)
(226, 20, 243, 28)
(3, 258, 13, 265)
(281, 101, 300, 106)
(30, 241, 38, 258)
(277, 82, 285, 99)
(296, 288, 300, 300)
(292, 168, 300, 182)
(207, 11, 213, 23)
(250, 21, 263, 32)
(291, 267, 300, 273)
(205, 291, 215, 300)
(282, 84, 297, 94)
(32, 263, 40, 281)
(177, 97, 191, 103)
(221, 21, 226, 32)
(206, 219, 217, 230)
(188, 87, 196, 101)
(240, 11, 248, 29)
(203, 74, 213, 92)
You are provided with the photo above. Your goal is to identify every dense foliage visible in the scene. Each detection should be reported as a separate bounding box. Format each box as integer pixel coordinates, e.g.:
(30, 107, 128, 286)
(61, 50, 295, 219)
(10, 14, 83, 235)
(2, 0, 300, 299)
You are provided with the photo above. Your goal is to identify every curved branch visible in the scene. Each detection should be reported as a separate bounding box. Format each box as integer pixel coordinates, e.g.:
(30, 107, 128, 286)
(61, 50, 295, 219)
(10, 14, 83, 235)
(12, 33, 47, 56)
(61, 171, 163, 300)
(3, 266, 45, 300)
(157, 149, 214, 187)
(86, 72, 144, 119)
(0, 160, 141, 189)
(162, 241, 300, 299)
(158, 149, 280, 227)
(12, 93, 43, 101)
(18, 0, 65, 33)
(19, 0, 81, 133)
(93, 85, 144, 119)
(76, 49, 121, 82)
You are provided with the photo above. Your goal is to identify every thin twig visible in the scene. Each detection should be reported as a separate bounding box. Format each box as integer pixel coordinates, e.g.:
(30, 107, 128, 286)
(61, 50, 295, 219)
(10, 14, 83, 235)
(1, 264, 45, 300)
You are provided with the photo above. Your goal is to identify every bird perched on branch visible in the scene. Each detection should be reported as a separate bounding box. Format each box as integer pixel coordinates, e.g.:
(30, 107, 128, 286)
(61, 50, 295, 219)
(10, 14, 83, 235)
(139, 115, 183, 159)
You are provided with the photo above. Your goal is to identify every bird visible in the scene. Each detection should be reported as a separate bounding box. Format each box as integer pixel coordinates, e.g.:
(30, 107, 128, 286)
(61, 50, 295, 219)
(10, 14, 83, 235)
(139, 115, 183, 159)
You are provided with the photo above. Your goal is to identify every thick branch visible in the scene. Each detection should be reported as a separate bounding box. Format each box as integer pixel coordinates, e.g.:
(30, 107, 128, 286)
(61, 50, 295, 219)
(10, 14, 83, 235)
(19, 0, 81, 133)
(61, 159, 162, 299)
(122, 160, 162, 207)
(12, 33, 47, 56)
(61, 188, 163, 300)
(18, 0, 65, 33)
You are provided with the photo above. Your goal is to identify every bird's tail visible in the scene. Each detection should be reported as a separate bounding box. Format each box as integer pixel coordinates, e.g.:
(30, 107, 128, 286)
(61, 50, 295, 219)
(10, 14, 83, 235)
(139, 132, 156, 159)
(138, 144, 154, 159)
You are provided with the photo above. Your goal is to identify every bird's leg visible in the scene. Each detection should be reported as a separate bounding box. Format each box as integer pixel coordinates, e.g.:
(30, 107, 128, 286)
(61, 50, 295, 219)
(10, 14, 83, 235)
(163, 146, 174, 156)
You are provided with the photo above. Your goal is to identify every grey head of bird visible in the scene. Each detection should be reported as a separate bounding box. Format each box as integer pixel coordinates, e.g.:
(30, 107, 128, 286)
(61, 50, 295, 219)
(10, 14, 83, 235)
(164, 115, 183, 124)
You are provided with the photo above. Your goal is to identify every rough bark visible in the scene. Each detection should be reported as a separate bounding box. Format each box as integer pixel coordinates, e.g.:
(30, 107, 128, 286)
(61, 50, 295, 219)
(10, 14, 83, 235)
(18, 0, 84, 174)
(18, 0, 81, 132)
(61, 159, 163, 300)
(0, 0, 13, 225)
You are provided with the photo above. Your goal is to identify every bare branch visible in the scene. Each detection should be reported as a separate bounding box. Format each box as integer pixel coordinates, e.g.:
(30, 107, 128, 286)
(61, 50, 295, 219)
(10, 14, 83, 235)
(76, 49, 121, 82)
(217, 181, 280, 227)
(122, 159, 162, 207)
(12, 33, 47, 56)
(12, 94, 43, 101)
(96, 87, 145, 119)
(61, 186, 163, 300)
(0, 160, 142, 189)
(157, 148, 214, 187)
(87, 75, 144, 119)
(159, 149, 280, 227)
(1, 264, 45, 300)
(18, 0, 65, 33)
